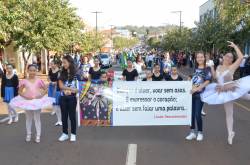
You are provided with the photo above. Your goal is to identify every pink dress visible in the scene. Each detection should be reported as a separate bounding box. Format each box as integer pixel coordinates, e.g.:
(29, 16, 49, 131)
(10, 78, 55, 110)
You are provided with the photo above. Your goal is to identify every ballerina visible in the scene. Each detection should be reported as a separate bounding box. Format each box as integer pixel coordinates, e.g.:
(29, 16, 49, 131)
(201, 41, 250, 145)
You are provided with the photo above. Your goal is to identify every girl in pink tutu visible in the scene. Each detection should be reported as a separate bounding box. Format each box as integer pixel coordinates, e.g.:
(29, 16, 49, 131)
(10, 64, 54, 143)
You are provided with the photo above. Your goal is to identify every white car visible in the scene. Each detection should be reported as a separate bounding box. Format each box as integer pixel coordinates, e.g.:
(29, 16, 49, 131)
(98, 53, 112, 68)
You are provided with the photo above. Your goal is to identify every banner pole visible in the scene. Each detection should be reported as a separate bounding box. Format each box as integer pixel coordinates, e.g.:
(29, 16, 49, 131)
(77, 80, 81, 127)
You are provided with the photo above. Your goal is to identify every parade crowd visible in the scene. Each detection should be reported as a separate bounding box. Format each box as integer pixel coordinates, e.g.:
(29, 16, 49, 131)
(0, 41, 250, 146)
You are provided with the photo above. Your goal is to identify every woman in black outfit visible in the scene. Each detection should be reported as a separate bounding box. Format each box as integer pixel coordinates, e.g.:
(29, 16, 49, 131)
(152, 64, 163, 81)
(58, 55, 78, 142)
(165, 65, 183, 81)
(122, 60, 138, 81)
(88, 58, 102, 83)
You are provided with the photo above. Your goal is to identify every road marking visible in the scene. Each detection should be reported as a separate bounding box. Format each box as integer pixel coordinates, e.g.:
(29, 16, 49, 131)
(234, 102, 250, 112)
(126, 144, 137, 165)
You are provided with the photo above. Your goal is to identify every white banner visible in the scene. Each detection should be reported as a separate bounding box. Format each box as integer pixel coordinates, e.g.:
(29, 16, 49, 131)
(112, 81, 192, 126)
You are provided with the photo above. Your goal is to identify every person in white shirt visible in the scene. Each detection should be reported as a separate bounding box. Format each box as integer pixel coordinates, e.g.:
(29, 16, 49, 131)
(133, 55, 145, 74)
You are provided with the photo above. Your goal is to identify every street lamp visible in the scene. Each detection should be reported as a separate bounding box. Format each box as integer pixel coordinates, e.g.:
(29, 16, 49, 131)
(171, 11, 183, 33)
(110, 25, 115, 53)
(91, 11, 102, 52)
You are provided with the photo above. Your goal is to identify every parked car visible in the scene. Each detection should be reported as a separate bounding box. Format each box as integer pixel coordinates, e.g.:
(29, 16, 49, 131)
(98, 53, 112, 68)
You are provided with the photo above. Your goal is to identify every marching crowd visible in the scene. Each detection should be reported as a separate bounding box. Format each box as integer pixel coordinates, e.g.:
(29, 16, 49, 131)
(0, 41, 250, 145)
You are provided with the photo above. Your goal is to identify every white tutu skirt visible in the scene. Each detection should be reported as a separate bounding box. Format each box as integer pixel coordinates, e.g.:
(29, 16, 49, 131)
(10, 95, 55, 111)
(201, 76, 250, 105)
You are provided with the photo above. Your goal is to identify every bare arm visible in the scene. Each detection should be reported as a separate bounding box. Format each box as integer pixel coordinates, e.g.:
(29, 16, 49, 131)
(228, 41, 244, 72)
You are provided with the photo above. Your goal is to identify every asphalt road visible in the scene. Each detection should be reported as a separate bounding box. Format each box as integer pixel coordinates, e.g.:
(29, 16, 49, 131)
(0, 65, 250, 165)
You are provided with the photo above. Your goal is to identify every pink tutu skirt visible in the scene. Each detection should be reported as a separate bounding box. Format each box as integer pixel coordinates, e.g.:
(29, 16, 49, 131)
(10, 95, 55, 111)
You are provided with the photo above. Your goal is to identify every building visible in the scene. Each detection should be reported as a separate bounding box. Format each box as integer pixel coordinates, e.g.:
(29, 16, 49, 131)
(199, 0, 250, 55)
(113, 29, 132, 38)
(199, 0, 217, 22)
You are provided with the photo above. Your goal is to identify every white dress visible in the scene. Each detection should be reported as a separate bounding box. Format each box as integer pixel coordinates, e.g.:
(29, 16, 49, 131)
(201, 67, 250, 105)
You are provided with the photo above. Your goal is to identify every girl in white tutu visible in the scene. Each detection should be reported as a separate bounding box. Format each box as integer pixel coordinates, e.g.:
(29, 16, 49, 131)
(10, 64, 54, 143)
(201, 41, 250, 145)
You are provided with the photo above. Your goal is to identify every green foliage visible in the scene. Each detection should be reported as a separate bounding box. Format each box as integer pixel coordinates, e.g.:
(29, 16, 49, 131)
(80, 31, 105, 53)
(113, 36, 139, 50)
(215, 0, 250, 45)
(147, 37, 161, 49)
(161, 27, 192, 52)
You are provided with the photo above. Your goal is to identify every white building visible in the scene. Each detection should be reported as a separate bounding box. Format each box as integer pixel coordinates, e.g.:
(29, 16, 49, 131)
(199, 0, 217, 22)
(113, 29, 132, 38)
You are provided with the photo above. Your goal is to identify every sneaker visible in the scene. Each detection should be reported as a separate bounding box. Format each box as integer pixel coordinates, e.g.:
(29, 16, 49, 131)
(185, 132, 196, 140)
(58, 133, 69, 142)
(55, 121, 62, 126)
(26, 135, 31, 142)
(228, 132, 235, 145)
(196, 133, 204, 141)
(14, 115, 19, 123)
(51, 111, 56, 116)
(35, 136, 40, 143)
(7, 118, 13, 125)
(70, 134, 76, 142)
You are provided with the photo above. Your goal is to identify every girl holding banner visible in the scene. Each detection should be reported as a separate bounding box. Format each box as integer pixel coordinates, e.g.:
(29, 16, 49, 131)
(88, 58, 102, 83)
(122, 59, 138, 81)
(152, 64, 164, 81)
(185, 52, 212, 142)
(165, 65, 183, 81)
(201, 41, 250, 145)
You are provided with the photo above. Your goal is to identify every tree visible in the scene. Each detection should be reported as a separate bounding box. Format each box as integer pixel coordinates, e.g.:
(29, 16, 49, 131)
(0, 0, 27, 48)
(161, 27, 192, 52)
(215, 0, 250, 46)
(147, 37, 161, 49)
(191, 17, 230, 53)
(0, 0, 84, 76)
(113, 37, 139, 51)
(79, 31, 105, 53)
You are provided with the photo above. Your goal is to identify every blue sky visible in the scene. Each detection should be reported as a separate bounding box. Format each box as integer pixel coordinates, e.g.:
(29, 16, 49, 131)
(69, 0, 208, 29)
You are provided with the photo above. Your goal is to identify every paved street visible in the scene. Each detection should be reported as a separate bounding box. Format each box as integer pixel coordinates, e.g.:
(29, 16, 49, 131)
(0, 66, 250, 165)
(0, 103, 250, 165)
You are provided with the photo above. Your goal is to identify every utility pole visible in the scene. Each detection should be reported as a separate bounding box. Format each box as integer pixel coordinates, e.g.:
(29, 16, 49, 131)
(171, 11, 182, 33)
(91, 11, 102, 52)
(110, 25, 115, 53)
